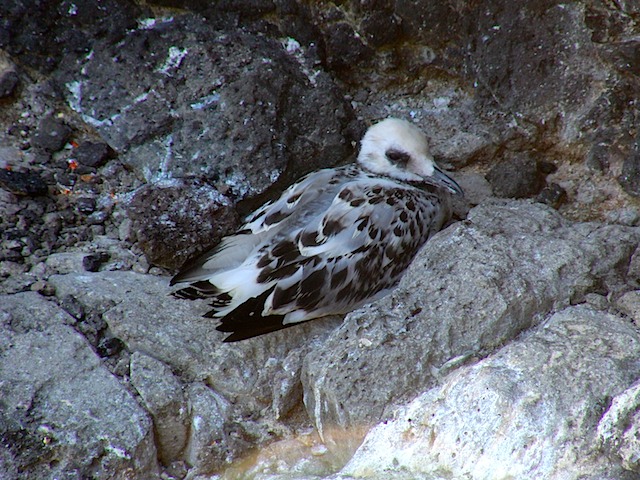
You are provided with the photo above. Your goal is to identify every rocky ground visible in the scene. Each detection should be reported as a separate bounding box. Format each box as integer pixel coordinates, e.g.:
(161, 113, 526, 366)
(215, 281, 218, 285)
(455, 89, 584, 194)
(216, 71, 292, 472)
(1, 1, 640, 479)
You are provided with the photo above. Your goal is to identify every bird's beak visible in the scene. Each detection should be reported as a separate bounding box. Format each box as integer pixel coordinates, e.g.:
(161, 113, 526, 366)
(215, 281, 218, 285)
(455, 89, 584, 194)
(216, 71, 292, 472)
(431, 165, 464, 196)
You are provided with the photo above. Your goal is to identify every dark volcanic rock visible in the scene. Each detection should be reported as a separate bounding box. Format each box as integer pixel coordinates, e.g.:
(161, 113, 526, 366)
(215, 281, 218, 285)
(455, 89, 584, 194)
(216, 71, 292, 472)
(126, 179, 238, 270)
(31, 115, 72, 152)
(0, 0, 143, 73)
(619, 143, 640, 198)
(74, 141, 113, 168)
(82, 252, 109, 272)
(322, 21, 375, 71)
(485, 155, 548, 198)
(0, 169, 47, 196)
(59, 14, 357, 200)
(0, 70, 18, 98)
(76, 196, 97, 214)
(466, 2, 602, 125)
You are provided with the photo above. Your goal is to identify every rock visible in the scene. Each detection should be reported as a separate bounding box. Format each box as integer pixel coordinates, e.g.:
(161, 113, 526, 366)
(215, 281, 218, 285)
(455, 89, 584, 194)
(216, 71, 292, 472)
(60, 14, 356, 200)
(48, 270, 341, 471)
(31, 115, 72, 152)
(59, 293, 85, 321)
(74, 141, 113, 168)
(322, 21, 374, 72)
(0, 51, 19, 97)
(535, 182, 567, 209)
(0, 169, 48, 196)
(0, 292, 157, 479)
(628, 247, 640, 289)
(82, 251, 109, 272)
(616, 290, 640, 326)
(96, 333, 125, 357)
(0, 291, 76, 332)
(301, 200, 640, 445)
(597, 379, 640, 473)
(53, 171, 76, 188)
(339, 306, 640, 479)
(130, 352, 189, 465)
(76, 196, 97, 214)
(45, 251, 107, 275)
(184, 383, 246, 474)
(0, 69, 18, 98)
(0, 261, 28, 281)
(29, 279, 55, 296)
(360, 10, 402, 48)
(48, 269, 340, 401)
(467, 2, 605, 143)
(450, 171, 493, 207)
(585, 140, 612, 172)
(618, 145, 640, 198)
(485, 155, 548, 198)
(0, 0, 143, 73)
(126, 178, 238, 270)
(4, 2, 640, 478)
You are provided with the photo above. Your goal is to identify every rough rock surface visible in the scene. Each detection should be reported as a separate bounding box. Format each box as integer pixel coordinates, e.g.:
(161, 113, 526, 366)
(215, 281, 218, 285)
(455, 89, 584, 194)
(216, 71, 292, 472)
(301, 200, 640, 446)
(0, 292, 157, 479)
(130, 352, 189, 465)
(338, 306, 640, 480)
(57, 14, 356, 198)
(2, 1, 640, 479)
(126, 179, 238, 269)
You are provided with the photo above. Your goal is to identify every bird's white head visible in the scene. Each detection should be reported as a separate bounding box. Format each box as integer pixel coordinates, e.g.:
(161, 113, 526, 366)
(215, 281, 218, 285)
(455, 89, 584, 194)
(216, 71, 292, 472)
(357, 118, 463, 195)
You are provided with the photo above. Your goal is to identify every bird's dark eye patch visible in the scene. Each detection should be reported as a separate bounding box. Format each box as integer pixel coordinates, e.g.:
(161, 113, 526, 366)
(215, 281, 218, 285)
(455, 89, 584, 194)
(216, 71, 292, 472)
(385, 149, 410, 165)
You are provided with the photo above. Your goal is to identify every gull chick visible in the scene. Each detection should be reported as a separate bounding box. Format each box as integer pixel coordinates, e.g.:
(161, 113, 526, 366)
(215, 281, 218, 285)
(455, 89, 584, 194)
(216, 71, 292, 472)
(171, 118, 463, 342)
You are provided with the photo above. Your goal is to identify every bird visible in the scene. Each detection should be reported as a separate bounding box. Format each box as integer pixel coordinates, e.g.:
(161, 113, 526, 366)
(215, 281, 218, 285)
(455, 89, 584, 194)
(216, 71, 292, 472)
(170, 118, 463, 342)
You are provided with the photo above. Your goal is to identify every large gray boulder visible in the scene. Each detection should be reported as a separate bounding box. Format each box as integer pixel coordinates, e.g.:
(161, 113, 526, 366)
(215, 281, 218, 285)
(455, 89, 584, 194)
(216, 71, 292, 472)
(0, 292, 157, 479)
(48, 270, 342, 474)
(338, 305, 640, 479)
(301, 200, 640, 446)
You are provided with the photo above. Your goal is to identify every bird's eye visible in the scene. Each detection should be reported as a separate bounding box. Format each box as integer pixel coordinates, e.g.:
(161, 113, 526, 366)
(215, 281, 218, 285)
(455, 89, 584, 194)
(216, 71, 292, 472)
(385, 149, 410, 165)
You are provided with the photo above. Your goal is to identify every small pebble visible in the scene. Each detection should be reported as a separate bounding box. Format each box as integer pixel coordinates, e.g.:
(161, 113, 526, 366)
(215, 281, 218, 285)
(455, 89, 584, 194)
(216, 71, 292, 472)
(310, 444, 328, 456)
(55, 171, 76, 187)
(90, 225, 106, 236)
(87, 210, 109, 225)
(618, 150, 640, 198)
(82, 252, 109, 272)
(0, 70, 18, 98)
(97, 334, 125, 357)
(586, 142, 610, 172)
(133, 255, 150, 274)
(77, 197, 97, 214)
(584, 293, 609, 310)
(30, 280, 55, 296)
(32, 115, 72, 152)
(75, 141, 113, 168)
(536, 183, 567, 209)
